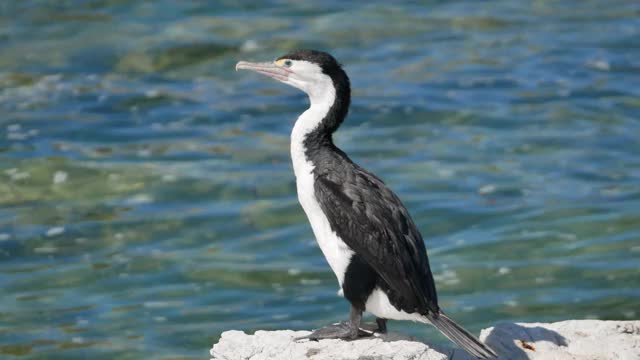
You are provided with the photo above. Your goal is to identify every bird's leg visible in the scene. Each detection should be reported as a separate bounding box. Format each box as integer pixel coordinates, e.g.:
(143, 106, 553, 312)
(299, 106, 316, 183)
(295, 305, 371, 341)
(359, 317, 387, 334)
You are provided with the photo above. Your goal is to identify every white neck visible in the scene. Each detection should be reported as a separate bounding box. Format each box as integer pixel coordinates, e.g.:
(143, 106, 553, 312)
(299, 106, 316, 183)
(288, 84, 354, 288)
(290, 85, 336, 178)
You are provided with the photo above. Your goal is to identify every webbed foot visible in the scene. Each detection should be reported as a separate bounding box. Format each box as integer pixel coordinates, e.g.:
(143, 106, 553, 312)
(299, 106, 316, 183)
(295, 322, 372, 341)
(295, 306, 373, 341)
(359, 318, 387, 334)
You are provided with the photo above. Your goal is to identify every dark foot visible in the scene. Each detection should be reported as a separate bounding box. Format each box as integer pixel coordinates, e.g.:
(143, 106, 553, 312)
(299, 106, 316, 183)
(296, 306, 372, 341)
(359, 318, 387, 334)
(295, 322, 372, 341)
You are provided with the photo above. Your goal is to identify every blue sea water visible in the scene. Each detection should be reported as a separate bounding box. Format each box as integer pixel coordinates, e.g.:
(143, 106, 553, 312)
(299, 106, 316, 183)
(0, 1, 639, 359)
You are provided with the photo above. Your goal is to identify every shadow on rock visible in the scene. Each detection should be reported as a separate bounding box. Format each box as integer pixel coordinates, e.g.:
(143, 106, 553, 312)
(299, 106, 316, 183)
(483, 323, 568, 359)
(434, 322, 568, 359)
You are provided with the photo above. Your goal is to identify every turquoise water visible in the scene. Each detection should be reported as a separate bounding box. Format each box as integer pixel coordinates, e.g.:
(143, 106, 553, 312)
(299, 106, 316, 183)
(1, 1, 639, 359)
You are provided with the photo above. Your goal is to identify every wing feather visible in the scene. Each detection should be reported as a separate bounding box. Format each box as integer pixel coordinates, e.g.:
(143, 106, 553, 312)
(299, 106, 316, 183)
(314, 166, 439, 314)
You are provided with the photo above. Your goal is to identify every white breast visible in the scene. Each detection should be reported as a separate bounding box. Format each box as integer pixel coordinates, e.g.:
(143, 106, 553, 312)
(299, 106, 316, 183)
(290, 80, 354, 288)
(294, 163, 354, 287)
(365, 288, 429, 323)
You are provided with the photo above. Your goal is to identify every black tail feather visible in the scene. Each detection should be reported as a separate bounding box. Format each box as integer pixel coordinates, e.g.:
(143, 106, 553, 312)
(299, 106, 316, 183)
(426, 312, 497, 359)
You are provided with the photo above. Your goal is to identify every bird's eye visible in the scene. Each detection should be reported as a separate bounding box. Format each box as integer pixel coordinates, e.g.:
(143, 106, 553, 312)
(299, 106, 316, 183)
(284, 60, 292, 67)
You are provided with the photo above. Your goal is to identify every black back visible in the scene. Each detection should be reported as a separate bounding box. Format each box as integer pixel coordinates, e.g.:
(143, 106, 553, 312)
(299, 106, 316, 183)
(313, 148, 440, 315)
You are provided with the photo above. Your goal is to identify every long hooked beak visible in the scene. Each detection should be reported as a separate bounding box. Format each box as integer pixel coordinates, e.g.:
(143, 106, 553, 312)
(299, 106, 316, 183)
(236, 61, 290, 82)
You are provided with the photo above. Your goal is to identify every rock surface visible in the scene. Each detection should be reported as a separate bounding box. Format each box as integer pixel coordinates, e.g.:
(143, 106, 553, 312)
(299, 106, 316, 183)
(211, 320, 640, 360)
(479, 320, 640, 360)
(211, 330, 447, 360)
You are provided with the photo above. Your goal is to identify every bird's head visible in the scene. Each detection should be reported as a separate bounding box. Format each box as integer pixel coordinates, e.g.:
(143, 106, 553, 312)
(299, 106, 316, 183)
(236, 49, 349, 105)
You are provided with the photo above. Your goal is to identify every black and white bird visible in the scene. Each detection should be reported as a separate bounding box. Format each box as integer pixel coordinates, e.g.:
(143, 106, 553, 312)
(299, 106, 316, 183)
(236, 50, 497, 359)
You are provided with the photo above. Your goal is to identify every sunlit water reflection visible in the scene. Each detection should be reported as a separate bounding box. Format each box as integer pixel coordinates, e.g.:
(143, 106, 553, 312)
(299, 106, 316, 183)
(1, 1, 639, 359)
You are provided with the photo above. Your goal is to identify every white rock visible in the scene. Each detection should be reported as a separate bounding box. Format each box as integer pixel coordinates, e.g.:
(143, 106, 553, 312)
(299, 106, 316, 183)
(480, 320, 640, 360)
(211, 330, 447, 360)
(211, 320, 640, 360)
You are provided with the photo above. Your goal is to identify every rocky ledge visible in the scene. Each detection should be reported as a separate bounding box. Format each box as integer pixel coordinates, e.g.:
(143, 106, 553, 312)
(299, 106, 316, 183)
(211, 320, 639, 360)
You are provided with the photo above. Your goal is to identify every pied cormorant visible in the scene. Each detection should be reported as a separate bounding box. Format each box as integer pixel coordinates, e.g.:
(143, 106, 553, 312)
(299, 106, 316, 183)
(236, 50, 497, 359)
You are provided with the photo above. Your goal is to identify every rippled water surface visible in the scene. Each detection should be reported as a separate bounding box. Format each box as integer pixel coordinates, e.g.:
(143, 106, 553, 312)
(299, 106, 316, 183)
(1, 1, 639, 359)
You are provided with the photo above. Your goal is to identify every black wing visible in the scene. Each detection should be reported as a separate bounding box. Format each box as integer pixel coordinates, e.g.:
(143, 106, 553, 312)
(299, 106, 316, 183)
(314, 162, 439, 315)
